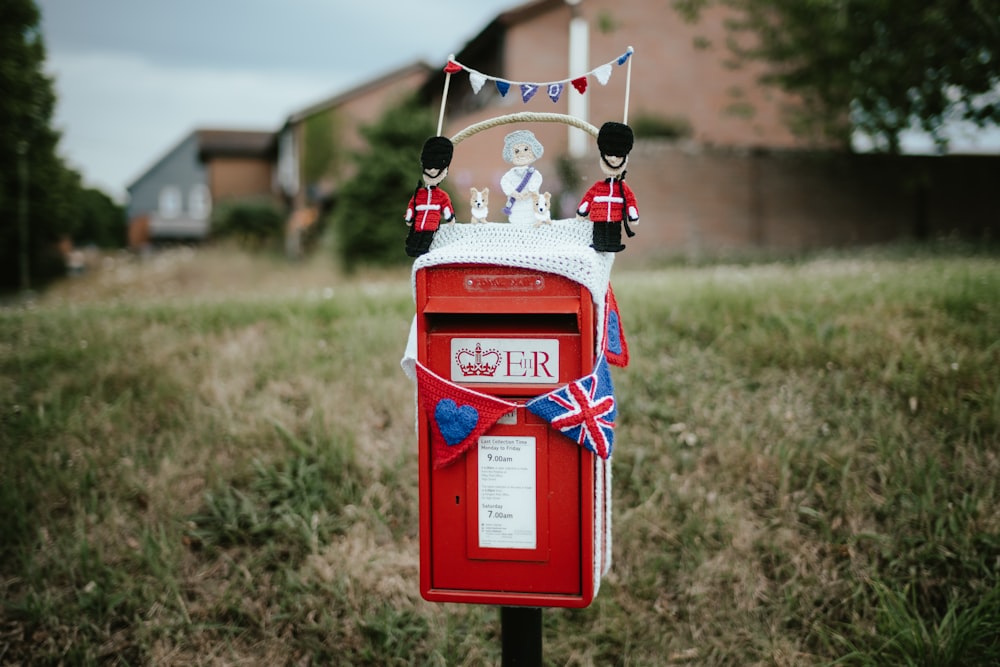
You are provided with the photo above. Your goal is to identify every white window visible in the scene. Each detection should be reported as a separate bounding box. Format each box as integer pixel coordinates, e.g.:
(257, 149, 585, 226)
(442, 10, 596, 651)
(189, 184, 211, 220)
(159, 186, 182, 218)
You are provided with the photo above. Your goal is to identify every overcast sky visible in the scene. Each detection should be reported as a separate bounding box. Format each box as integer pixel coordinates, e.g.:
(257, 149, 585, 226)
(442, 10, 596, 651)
(38, 0, 517, 201)
(37, 0, 999, 202)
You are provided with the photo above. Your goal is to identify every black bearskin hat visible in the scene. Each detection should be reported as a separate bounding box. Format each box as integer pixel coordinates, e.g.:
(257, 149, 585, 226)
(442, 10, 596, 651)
(420, 136, 454, 169)
(597, 122, 634, 157)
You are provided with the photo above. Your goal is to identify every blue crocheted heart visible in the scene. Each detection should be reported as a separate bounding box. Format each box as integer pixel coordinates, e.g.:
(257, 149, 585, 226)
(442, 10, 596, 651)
(434, 399, 479, 446)
(606, 310, 623, 354)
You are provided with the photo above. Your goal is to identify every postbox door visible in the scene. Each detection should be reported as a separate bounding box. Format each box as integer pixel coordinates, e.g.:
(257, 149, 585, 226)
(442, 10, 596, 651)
(428, 411, 588, 595)
(416, 265, 597, 607)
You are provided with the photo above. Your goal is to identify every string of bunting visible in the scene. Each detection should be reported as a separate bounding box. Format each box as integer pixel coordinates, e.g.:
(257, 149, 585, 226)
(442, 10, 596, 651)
(443, 47, 633, 104)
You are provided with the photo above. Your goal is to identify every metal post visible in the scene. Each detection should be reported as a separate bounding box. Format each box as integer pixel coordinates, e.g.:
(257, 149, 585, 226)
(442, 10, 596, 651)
(501, 606, 542, 667)
(17, 141, 30, 292)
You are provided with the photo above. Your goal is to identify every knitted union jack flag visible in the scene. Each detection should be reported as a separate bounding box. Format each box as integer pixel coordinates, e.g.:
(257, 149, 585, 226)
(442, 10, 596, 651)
(526, 356, 617, 459)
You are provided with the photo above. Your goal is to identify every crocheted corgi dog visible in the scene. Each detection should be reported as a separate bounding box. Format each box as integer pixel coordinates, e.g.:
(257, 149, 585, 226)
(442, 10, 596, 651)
(532, 191, 552, 226)
(470, 187, 489, 223)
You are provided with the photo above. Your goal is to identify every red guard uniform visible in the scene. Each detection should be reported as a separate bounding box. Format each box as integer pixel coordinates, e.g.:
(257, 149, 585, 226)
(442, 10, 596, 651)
(405, 185, 454, 257)
(406, 185, 454, 231)
(576, 177, 639, 252)
(577, 178, 639, 224)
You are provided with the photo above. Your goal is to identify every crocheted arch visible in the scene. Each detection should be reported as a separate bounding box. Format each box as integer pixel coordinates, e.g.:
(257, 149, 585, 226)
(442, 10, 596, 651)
(450, 112, 599, 145)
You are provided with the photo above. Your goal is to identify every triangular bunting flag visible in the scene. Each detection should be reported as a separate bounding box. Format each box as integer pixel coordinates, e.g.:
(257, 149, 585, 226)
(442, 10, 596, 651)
(571, 77, 588, 94)
(469, 71, 487, 94)
(617, 50, 633, 66)
(520, 83, 539, 103)
(604, 285, 630, 367)
(496, 80, 511, 97)
(527, 356, 617, 459)
(594, 63, 613, 85)
(444, 61, 463, 74)
(547, 83, 563, 103)
(416, 362, 518, 469)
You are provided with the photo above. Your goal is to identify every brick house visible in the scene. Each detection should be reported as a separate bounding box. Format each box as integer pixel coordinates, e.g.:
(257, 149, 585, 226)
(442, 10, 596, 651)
(430, 0, 811, 163)
(276, 61, 432, 254)
(421, 0, 995, 259)
(126, 129, 276, 249)
(417, 0, 818, 257)
(276, 61, 433, 209)
(123, 1, 996, 257)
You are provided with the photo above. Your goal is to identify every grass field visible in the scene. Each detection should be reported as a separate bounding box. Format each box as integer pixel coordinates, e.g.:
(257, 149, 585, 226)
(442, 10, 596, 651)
(1, 242, 998, 666)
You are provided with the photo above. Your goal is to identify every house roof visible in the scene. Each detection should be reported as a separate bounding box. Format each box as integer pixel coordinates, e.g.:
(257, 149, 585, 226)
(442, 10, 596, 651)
(197, 129, 276, 160)
(126, 127, 275, 192)
(283, 60, 433, 127)
(462, 0, 563, 58)
(420, 0, 563, 98)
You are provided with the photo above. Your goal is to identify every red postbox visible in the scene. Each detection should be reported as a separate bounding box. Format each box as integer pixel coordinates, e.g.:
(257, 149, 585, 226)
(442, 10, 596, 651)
(410, 261, 612, 608)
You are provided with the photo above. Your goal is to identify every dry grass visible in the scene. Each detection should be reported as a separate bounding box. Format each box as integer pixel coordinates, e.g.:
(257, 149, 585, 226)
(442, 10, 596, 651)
(1, 242, 998, 666)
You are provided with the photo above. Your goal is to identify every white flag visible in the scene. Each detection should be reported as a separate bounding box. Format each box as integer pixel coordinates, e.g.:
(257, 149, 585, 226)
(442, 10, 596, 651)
(469, 71, 487, 94)
(594, 64, 613, 86)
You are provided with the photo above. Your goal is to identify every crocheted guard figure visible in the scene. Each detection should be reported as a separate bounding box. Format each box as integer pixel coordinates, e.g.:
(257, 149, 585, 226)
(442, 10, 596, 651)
(576, 122, 639, 253)
(500, 129, 544, 225)
(405, 136, 456, 257)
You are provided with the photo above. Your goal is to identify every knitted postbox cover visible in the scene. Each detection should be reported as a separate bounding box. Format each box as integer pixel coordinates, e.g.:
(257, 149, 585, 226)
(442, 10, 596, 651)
(400, 219, 622, 592)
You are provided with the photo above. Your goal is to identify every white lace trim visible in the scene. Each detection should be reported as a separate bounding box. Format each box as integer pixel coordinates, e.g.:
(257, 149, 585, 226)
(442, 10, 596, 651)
(404, 219, 614, 380)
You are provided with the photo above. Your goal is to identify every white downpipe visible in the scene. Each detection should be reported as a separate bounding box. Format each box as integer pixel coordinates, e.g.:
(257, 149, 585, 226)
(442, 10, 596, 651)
(567, 5, 589, 157)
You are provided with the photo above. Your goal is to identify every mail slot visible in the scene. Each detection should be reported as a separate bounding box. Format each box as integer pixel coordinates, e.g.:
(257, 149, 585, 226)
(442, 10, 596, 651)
(413, 263, 610, 608)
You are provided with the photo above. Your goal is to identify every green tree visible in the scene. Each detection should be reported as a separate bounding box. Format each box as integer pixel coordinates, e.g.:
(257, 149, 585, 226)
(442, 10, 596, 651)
(330, 97, 435, 270)
(74, 186, 125, 248)
(302, 111, 341, 187)
(676, 0, 1000, 152)
(0, 0, 83, 290)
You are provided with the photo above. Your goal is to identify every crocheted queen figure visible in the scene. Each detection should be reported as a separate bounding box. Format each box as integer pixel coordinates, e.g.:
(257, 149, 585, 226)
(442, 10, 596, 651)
(500, 129, 544, 225)
(405, 136, 456, 257)
(577, 122, 639, 253)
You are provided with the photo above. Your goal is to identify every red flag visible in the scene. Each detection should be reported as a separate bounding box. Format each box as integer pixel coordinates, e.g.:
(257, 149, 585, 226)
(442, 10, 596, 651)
(415, 361, 518, 468)
(444, 61, 462, 74)
(571, 77, 588, 94)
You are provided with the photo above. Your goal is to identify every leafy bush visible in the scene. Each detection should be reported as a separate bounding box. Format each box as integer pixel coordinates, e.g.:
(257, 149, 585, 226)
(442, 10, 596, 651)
(632, 112, 693, 140)
(330, 96, 435, 270)
(188, 423, 367, 562)
(211, 198, 285, 249)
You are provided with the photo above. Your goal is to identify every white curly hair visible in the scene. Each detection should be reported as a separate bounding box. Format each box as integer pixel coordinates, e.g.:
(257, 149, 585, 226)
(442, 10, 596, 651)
(502, 129, 544, 162)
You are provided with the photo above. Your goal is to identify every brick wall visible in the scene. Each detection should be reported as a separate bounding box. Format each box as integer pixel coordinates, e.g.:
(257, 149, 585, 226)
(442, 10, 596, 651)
(604, 143, 998, 264)
(443, 138, 997, 263)
(208, 157, 274, 201)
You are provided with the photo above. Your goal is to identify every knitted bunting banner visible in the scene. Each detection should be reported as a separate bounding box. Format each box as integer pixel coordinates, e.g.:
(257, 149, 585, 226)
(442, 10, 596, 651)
(415, 353, 622, 466)
(415, 361, 518, 469)
(444, 47, 633, 104)
(603, 285, 629, 368)
(527, 356, 617, 459)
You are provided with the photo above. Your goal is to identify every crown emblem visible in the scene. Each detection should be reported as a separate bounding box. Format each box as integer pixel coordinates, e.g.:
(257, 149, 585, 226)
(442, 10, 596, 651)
(456, 343, 502, 377)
